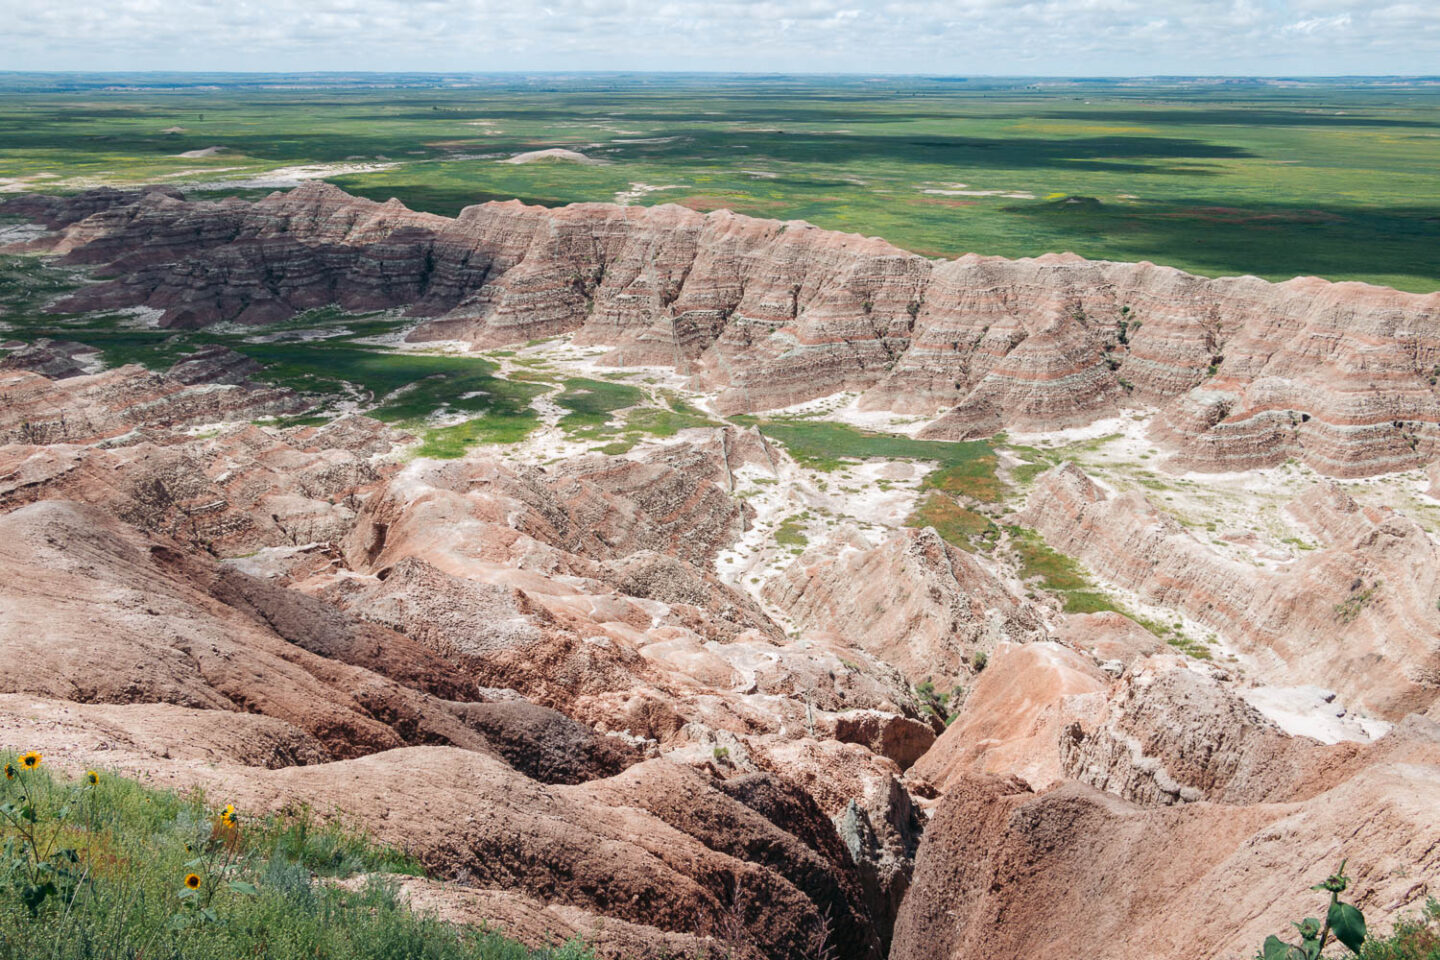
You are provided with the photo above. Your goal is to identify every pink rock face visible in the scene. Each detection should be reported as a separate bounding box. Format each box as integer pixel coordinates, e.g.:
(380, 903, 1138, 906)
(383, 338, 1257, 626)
(10, 184, 1440, 476)
(1020, 463, 1440, 719)
(5, 188, 1440, 957)
(0, 364, 307, 447)
(763, 526, 1045, 689)
(891, 728, 1440, 960)
(911, 641, 1108, 794)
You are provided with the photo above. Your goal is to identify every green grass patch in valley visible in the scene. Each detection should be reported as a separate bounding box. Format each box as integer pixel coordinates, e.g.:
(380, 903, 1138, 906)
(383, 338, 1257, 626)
(1008, 461, 1054, 486)
(554, 377, 646, 438)
(413, 414, 540, 458)
(0, 751, 592, 960)
(775, 516, 810, 548)
(1007, 525, 1094, 593)
(920, 456, 1004, 503)
(1005, 525, 1214, 658)
(905, 492, 996, 551)
(735, 417, 999, 496)
(623, 403, 719, 439)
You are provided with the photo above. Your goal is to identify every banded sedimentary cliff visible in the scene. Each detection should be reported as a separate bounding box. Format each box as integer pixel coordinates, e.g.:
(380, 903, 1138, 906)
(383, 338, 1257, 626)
(1019, 463, 1440, 719)
(893, 642, 1440, 960)
(5, 186, 1440, 958)
(7, 184, 1440, 477)
(0, 359, 949, 957)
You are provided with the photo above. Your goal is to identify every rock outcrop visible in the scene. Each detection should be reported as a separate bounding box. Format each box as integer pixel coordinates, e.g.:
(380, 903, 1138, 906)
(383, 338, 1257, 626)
(5, 184, 1440, 958)
(8, 185, 1440, 477)
(0, 361, 942, 956)
(1020, 463, 1440, 719)
(0, 363, 306, 447)
(890, 721, 1440, 960)
(763, 525, 1044, 688)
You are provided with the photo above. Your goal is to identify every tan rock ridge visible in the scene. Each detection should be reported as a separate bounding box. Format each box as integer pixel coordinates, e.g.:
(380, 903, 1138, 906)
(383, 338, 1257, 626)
(1019, 463, 1440, 719)
(891, 737, 1440, 960)
(0, 461, 902, 957)
(763, 525, 1044, 689)
(895, 644, 1440, 960)
(8, 184, 1440, 477)
(0, 363, 307, 447)
(0, 368, 944, 953)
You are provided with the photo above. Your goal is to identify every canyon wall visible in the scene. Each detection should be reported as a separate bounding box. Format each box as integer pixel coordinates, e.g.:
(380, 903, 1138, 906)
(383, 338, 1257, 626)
(7, 184, 1440, 478)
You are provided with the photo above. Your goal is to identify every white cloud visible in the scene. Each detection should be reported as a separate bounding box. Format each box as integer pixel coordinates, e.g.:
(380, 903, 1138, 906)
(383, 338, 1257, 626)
(1284, 13, 1353, 35)
(0, 0, 1435, 72)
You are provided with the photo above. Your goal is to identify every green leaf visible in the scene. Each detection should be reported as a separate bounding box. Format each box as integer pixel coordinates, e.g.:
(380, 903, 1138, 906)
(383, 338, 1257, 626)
(227, 880, 258, 896)
(177, 887, 197, 901)
(1328, 900, 1367, 953)
(1262, 936, 1292, 960)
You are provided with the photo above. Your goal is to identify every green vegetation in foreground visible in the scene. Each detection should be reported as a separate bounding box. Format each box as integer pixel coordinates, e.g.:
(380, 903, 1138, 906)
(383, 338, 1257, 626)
(3, 76, 1439, 290)
(1260, 860, 1440, 960)
(0, 751, 591, 960)
(1362, 899, 1440, 960)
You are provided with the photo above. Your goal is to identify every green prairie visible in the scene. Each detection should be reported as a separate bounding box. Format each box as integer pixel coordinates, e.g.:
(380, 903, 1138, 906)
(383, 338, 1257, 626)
(1, 74, 1438, 291)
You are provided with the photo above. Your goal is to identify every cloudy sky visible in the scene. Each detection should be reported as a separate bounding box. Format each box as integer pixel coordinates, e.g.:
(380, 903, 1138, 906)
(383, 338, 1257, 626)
(4, 0, 1437, 75)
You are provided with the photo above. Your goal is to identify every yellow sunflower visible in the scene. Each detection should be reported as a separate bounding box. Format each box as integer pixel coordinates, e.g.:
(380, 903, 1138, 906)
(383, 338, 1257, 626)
(19, 751, 40, 770)
(184, 873, 202, 890)
(85, 770, 100, 786)
(219, 803, 237, 826)
(3, 763, 14, 781)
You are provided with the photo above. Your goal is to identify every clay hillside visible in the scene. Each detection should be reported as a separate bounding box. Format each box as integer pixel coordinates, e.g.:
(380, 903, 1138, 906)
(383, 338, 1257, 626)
(0, 185, 1437, 960)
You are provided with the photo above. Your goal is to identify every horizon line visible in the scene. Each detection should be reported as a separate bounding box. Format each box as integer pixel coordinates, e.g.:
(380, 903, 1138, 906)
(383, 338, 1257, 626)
(2, 70, 1440, 81)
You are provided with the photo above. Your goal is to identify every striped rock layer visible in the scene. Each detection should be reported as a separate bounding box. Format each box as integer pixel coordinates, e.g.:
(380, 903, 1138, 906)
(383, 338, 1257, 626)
(8, 184, 1440, 477)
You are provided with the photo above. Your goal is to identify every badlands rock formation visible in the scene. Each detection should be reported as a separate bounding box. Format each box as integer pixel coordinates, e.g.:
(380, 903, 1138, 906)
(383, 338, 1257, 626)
(2, 184, 1439, 959)
(764, 526, 1044, 688)
(1020, 463, 1440, 719)
(6, 184, 1440, 477)
(0, 360, 943, 956)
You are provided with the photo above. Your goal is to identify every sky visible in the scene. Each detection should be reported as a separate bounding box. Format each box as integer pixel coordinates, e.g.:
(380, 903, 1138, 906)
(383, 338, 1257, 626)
(3, 0, 1438, 76)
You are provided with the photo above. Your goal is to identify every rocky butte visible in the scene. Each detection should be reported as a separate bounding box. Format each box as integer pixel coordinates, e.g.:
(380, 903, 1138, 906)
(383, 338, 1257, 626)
(0, 184, 1437, 960)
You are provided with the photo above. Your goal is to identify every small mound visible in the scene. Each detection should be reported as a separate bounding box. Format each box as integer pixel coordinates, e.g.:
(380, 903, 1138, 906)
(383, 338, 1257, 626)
(501, 148, 601, 165)
(1045, 194, 1104, 210)
(174, 145, 226, 158)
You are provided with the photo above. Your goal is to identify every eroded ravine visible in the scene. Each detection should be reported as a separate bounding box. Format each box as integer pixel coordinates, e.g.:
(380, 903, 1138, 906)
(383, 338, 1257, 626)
(0, 187, 1438, 960)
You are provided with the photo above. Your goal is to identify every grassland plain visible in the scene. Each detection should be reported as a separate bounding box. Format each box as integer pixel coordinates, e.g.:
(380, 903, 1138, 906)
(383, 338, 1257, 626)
(1, 74, 1438, 290)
